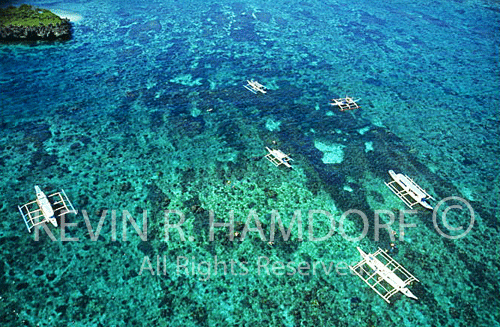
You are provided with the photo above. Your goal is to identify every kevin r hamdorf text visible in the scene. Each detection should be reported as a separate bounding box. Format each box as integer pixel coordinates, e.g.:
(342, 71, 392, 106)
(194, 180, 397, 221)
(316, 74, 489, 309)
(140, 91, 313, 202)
(138, 255, 352, 281)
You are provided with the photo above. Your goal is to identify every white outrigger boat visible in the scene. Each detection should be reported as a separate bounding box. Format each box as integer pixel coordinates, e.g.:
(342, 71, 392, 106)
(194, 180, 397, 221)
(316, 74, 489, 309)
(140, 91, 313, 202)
(350, 247, 419, 303)
(18, 185, 77, 233)
(244, 79, 267, 94)
(329, 96, 361, 111)
(385, 170, 434, 210)
(265, 147, 293, 168)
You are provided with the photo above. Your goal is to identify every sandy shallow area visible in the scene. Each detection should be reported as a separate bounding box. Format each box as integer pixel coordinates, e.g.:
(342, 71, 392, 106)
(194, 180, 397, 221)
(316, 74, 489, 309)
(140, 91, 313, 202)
(49, 9, 83, 23)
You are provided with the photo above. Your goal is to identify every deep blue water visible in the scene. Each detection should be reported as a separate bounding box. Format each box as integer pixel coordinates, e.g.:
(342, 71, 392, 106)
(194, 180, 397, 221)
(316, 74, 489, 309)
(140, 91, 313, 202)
(1, 0, 499, 326)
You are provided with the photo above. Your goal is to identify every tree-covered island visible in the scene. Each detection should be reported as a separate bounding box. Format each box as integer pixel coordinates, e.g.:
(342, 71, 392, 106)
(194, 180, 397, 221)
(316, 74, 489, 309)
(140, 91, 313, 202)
(0, 4, 72, 41)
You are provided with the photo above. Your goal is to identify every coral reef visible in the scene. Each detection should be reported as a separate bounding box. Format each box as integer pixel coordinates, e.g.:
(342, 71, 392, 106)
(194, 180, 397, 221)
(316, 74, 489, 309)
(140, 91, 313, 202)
(0, 0, 498, 326)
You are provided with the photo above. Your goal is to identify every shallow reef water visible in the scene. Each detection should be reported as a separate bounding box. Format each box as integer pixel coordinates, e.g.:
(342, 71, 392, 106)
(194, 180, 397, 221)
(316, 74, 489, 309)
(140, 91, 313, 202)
(0, 0, 499, 326)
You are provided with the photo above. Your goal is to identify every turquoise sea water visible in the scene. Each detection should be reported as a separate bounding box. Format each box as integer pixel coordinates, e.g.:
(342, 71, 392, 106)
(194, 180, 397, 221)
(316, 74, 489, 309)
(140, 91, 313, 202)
(1, 0, 499, 325)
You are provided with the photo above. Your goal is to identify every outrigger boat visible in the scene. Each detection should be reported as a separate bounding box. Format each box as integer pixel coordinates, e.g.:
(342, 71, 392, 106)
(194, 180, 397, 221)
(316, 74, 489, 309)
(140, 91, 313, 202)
(18, 185, 77, 233)
(265, 147, 293, 168)
(385, 170, 434, 210)
(350, 247, 419, 303)
(244, 80, 267, 94)
(329, 96, 361, 111)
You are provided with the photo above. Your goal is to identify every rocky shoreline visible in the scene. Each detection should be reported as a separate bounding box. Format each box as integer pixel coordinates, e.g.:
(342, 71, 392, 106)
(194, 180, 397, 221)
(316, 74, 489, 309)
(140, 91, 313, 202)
(0, 21, 71, 41)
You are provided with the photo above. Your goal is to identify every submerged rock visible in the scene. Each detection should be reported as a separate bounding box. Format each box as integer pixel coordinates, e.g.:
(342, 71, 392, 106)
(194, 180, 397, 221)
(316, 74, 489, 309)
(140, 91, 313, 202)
(0, 4, 71, 41)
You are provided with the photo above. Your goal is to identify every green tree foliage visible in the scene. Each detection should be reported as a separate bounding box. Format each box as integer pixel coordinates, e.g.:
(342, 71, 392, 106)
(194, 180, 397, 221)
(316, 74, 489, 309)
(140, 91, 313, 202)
(0, 4, 63, 27)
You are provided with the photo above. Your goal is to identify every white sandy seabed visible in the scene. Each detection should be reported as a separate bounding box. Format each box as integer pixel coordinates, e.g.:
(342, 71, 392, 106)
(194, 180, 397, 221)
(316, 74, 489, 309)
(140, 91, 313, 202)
(49, 9, 83, 23)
